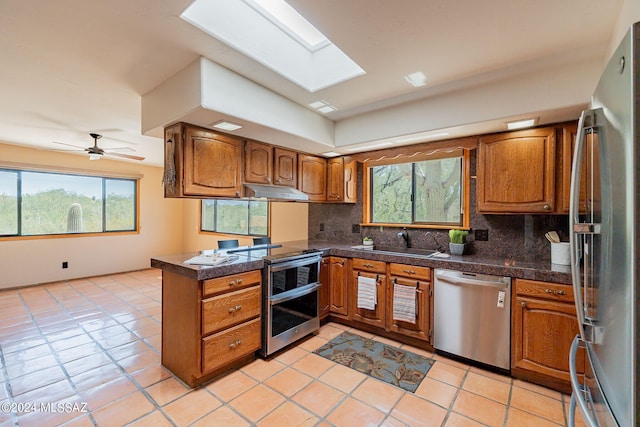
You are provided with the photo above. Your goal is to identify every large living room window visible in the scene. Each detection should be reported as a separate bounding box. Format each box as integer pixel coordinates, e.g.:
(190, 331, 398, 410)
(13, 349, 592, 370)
(201, 199, 268, 236)
(0, 168, 139, 237)
(364, 149, 470, 229)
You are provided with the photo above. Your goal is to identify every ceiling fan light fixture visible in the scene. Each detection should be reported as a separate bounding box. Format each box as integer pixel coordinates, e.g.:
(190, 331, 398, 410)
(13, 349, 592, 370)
(89, 153, 101, 160)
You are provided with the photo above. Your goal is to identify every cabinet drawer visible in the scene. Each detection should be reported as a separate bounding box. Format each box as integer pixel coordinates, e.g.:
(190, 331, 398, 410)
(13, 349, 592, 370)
(352, 258, 386, 273)
(515, 279, 574, 303)
(202, 318, 261, 374)
(389, 263, 431, 281)
(203, 270, 261, 297)
(202, 285, 261, 335)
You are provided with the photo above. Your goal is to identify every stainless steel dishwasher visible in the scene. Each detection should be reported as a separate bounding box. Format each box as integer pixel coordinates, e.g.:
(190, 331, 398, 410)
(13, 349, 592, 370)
(433, 269, 511, 370)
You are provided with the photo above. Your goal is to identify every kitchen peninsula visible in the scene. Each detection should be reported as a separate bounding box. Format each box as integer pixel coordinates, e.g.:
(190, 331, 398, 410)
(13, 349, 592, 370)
(152, 240, 573, 390)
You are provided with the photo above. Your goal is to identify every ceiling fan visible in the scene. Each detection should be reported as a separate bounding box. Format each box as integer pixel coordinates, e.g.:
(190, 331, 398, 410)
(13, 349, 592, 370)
(52, 133, 145, 161)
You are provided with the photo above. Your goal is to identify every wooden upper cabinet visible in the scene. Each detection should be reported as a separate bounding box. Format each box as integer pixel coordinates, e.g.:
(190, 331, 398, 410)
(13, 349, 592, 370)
(477, 127, 556, 213)
(326, 157, 357, 203)
(163, 123, 243, 198)
(244, 140, 273, 184)
(298, 154, 327, 201)
(560, 122, 590, 214)
(327, 157, 344, 201)
(273, 147, 297, 187)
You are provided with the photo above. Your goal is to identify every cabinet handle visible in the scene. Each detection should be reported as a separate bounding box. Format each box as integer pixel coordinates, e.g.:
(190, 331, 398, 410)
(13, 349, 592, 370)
(543, 204, 550, 210)
(229, 280, 236, 287)
(228, 339, 242, 349)
(228, 305, 242, 313)
(521, 302, 526, 307)
(363, 263, 374, 268)
(340, 260, 345, 265)
(237, 278, 243, 284)
(555, 290, 567, 296)
(275, 178, 281, 183)
(545, 288, 553, 294)
(403, 269, 416, 275)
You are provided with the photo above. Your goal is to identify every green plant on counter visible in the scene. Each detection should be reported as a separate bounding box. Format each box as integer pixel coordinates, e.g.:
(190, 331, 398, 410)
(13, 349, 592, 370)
(449, 229, 468, 244)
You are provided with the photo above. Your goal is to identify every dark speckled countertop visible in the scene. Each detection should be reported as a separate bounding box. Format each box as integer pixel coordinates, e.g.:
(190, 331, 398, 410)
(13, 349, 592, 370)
(151, 239, 572, 284)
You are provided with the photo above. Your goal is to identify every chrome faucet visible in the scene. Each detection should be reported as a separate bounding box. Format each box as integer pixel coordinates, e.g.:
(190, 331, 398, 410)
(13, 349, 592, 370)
(398, 227, 411, 248)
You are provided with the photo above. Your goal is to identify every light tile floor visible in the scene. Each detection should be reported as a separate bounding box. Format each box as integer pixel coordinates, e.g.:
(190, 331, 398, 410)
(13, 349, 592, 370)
(0, 269, 587, 427)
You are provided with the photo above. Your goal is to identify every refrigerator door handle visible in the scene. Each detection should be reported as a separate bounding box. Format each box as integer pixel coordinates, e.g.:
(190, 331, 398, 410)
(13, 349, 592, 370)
(570, 109, 589, 338)
(569, 335, 599, 427)
(570, 108, 604, 340)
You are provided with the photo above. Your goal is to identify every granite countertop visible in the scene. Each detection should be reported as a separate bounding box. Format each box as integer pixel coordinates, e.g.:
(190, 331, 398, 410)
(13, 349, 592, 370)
(151, 239, 573, 285)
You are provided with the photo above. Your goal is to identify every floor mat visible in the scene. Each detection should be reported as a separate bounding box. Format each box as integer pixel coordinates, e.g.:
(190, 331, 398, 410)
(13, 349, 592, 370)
(314, 331, 434, 392)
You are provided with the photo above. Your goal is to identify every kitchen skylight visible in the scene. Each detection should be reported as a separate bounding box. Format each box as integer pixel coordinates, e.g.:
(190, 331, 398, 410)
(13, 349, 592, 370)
(181, 0, 365, 93)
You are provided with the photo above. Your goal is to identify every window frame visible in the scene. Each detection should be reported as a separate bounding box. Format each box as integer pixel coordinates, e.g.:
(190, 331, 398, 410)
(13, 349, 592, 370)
(0, 167, 140, 240)
(362, 149, 471, 230)
(200, 199, 270, 237)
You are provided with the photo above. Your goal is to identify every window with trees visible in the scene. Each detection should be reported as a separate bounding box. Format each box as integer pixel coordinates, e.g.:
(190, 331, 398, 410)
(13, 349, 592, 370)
(364, 150, 470, 228)
(0, 168, 138, 237)
(201, 199, 268, 236)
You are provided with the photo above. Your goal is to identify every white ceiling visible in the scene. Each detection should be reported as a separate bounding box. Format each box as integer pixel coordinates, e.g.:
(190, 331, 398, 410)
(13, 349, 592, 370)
(0, 0, 624, 166)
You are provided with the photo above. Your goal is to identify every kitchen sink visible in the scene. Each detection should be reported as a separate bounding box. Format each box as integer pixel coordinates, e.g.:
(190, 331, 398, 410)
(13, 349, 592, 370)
(369, 246, 439, 258)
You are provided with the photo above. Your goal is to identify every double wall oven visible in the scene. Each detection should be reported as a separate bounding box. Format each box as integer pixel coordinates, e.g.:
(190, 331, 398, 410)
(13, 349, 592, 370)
(229, 244, 322, 357)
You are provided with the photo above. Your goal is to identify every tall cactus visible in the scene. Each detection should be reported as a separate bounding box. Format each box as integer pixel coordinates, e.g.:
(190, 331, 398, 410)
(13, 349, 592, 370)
(67, 203, 83, 233)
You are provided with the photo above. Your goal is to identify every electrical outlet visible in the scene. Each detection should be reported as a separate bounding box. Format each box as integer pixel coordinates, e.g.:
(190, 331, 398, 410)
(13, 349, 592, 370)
(474, 229, 489, 241)
(319, 223, 324, 231)
(62, 261, 69, 269)
(352, 224, 361, 233)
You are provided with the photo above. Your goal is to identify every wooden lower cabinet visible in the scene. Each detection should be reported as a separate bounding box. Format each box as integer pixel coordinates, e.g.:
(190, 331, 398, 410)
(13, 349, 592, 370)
(319, 258, 330, 319)
(350, 259, 387, 328)
(328, 257, 349, 318)
(387, 263, 432, 342)
(512, 278, 583, 392)
(161, 269, 262, 387)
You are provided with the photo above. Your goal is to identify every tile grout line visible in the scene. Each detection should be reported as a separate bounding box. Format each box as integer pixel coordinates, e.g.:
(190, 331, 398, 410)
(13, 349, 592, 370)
(0, 342, 19, 427)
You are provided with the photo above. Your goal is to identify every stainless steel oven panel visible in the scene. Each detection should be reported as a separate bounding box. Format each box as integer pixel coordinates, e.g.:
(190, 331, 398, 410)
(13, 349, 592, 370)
(260, 284, 319, 357)
(266, 256, 321, 298)
(269, 282, 321, 305)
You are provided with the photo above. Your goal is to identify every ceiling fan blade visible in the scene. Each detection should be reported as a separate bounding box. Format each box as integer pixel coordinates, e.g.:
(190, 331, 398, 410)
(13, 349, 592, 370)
(52, 141, 85, 149)
(103, 147, 135, 152)
(104, 152, 145, 161)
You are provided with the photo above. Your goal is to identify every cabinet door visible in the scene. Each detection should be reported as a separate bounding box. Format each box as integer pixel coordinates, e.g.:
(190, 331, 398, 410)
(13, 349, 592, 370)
(326, 157, 344, 201)
(245, 140, 273, 184)
(560, 123, 591, 214)
(319, 258, 331, 319)
(477, 127, 556, 213)
(183, 126, 243, 197)
(387, 277, 430, 341)
(343, 158, 357, 203)
(298, 154, 327, 201)
(512, 296, 584, 384)
(329, 257, 349, 317)
(351, 271, 386, 328)
(273, 147, 297, 187)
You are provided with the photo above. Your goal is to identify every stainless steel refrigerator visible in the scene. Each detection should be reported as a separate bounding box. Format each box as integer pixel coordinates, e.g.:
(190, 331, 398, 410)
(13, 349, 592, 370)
(568, 22, 639, 427)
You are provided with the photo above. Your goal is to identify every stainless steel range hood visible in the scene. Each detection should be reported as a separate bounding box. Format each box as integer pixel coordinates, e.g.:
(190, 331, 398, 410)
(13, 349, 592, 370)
(244, 183, 309, 201)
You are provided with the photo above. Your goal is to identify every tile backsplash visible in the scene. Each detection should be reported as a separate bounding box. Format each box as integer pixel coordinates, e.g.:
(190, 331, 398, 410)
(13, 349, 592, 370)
(308, 153, 569, 261)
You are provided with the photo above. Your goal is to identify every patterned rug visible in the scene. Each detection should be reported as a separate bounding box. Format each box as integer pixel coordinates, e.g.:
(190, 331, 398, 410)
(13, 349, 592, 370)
(314, 331, 434, 392)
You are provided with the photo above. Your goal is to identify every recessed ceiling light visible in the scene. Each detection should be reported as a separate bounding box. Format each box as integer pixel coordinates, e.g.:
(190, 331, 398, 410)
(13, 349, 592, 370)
(507, 118, 538, 130)
(404, 71, 427, 87)
(309, 100, 337, 114)
(212, 121, 243, 131)
(345, 142, 393, 152)
(322, 151, 341, 157)
(395, 132, 450, 144)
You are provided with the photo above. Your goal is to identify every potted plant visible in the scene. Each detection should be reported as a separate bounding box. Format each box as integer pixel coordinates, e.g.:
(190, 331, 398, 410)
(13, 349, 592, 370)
(449, 229, 468, 255)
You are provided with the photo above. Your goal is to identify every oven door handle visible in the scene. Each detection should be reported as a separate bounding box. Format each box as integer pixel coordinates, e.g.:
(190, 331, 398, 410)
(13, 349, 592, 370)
(268, 256, 322, 272)
(269, 282, 321, 305)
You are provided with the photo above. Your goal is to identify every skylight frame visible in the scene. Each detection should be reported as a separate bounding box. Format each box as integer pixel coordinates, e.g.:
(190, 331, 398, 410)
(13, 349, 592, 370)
(244, 0, 331, 52)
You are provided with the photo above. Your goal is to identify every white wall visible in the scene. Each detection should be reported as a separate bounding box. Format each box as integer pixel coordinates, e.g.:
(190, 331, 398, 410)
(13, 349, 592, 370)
(0, 143, 184, 289)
